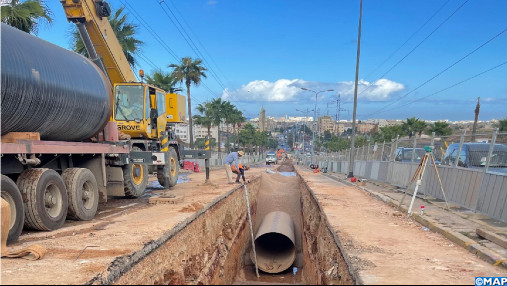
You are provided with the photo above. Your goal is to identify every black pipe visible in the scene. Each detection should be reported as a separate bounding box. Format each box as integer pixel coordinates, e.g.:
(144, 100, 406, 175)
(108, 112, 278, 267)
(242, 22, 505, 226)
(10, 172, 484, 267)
(1, 23, 112, 141)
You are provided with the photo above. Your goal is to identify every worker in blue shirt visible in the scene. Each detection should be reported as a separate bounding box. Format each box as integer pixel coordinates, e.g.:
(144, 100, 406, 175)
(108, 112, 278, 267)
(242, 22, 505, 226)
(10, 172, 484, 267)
(223, 150, 244, 184)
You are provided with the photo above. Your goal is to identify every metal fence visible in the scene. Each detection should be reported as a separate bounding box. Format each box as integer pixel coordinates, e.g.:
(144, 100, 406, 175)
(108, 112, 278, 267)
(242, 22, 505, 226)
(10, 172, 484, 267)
(301, 129, 507, 222)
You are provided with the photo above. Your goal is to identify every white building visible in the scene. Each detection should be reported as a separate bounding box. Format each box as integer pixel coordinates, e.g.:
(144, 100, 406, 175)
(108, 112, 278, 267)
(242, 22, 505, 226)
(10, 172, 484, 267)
(175, 124, 219, 145)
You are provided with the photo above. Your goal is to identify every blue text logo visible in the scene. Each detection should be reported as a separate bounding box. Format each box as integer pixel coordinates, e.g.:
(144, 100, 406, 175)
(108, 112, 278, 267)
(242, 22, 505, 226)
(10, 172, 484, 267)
(476, 277, 507, 286)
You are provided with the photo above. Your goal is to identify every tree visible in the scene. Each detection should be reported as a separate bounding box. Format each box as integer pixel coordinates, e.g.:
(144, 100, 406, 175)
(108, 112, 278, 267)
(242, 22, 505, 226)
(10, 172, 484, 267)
(372, 125, 404, 143)
(72, 6, 142, 68)
(1, 0, 52, 34)
(169, 57, 207, 149)
(146, 70, 181, 93)
(194, 137, 216, 150)
(425, 121, 453, 136)
(238, 123, 257, 154)
(496, 118, 507, 132)
(323, 130, 332, 142)
(228, 108, 246, 149)
(221, 101, 235, 153)
(402, 117, 426, 138)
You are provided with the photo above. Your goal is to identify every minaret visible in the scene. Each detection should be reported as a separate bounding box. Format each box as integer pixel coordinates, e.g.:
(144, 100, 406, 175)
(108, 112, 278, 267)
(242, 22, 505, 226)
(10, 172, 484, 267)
(259, 107, 266, 132)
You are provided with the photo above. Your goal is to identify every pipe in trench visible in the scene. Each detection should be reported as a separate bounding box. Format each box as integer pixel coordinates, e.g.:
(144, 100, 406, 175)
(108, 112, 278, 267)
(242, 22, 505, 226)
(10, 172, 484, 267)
(250, 211, 296, 274)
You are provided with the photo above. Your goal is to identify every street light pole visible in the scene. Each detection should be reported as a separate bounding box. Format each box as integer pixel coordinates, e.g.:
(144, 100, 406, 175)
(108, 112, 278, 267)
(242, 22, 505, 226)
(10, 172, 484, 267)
(348, 0, 363, 178)
(300, 88, 334, 165)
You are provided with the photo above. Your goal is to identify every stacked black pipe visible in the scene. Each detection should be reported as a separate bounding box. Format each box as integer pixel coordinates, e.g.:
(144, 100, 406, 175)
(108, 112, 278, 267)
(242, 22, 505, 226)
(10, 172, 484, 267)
(1, 23, 112, 141)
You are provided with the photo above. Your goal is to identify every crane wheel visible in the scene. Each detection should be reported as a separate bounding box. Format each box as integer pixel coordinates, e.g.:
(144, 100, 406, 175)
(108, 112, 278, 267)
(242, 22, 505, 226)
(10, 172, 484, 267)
(1, 175, 24, 244)
(16, 169, 68, 231)
(62, 168, 99, 221)
(157, 147, 179, 188)
(123, 147, 148, 198)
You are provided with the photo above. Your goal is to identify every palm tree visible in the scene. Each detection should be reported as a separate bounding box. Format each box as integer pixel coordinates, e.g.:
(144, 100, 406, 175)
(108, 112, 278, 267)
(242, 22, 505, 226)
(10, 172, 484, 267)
(402, 117, 426, 138)
(72, 6, 142, 68)
(193, 102, 214, 139)
(229, 109, 246, 149)
(425, 121, 452, 136)
(208, 98, 226, 154)
(145, 70, 181, 93)
(1, 0, 52, 34)
(221, 101, 236, 152)
(169, 57, 207, 149)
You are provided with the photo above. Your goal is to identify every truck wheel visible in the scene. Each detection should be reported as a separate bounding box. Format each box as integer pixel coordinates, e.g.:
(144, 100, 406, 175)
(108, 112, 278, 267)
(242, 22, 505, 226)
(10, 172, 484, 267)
(123, 147, 148, 198)
(16, 169, 68, 231)
(62, 168, 98, 221)
(157, 147, 179, 188)
(1, 175, 24, 244)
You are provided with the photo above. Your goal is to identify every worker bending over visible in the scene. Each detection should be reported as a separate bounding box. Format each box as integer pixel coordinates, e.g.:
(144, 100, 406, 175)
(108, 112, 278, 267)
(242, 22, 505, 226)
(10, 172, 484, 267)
(231, 164, 249, 184)
(223, 150, 244, 184)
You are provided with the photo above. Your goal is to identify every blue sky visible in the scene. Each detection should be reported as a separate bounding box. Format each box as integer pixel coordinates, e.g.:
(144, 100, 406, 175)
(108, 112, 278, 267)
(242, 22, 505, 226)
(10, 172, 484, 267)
(35, 0, 506, 121)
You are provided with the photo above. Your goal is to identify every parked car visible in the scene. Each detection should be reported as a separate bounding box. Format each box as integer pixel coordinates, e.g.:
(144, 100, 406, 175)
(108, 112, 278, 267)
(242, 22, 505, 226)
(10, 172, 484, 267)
(442, 143, 507, 174)
(394, 147, 426, 162)
(266, 151, 278, 165)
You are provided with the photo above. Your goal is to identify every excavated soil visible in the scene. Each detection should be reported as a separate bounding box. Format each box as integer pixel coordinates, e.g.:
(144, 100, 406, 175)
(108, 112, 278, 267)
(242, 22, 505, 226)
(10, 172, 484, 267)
(2, 161, 504, 285)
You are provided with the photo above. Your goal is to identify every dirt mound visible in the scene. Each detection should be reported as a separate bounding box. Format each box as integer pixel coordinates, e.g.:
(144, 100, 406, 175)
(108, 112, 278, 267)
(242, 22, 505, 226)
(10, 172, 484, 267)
(179, 202, 204, 213)
(277, 162, 295, 172)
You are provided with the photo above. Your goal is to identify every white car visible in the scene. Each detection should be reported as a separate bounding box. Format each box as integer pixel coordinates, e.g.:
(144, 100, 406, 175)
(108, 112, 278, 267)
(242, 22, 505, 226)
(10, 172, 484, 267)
(266, 153, 278, 165)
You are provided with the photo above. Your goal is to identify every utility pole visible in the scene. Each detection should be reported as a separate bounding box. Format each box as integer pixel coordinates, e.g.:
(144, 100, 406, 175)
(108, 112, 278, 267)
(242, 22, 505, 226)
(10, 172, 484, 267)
(348, 0, 363, 178)
(471, 97, 480, 142)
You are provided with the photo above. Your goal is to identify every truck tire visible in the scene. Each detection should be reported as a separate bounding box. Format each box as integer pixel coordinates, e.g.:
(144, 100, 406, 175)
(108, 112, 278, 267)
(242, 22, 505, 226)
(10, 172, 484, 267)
(1, 175, 24, 244)
(16, 169, 68, 231)
(157, 147, 179, 188)
(62, 168, 98, 221)
(123, 147, 148, 198)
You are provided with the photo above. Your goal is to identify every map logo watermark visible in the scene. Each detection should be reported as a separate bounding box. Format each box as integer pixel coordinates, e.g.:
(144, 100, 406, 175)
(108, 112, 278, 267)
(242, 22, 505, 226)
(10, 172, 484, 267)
(476, 277, 507, 286)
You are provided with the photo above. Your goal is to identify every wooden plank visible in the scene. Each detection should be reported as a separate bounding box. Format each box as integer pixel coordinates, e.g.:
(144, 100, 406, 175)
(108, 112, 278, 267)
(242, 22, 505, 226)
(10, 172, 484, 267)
(476, 228, 507, 249)
(1, 132, 40, 143)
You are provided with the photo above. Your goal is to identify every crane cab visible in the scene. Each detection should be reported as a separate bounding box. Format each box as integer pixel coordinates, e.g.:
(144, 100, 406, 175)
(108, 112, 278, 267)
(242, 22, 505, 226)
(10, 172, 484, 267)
(113, 83, 185, 139)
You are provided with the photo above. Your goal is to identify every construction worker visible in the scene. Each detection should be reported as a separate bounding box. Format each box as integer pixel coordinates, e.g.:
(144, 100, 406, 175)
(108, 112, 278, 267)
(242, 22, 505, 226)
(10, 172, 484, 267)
(231, 164, 249, 184)
(223, 150, 244, 184)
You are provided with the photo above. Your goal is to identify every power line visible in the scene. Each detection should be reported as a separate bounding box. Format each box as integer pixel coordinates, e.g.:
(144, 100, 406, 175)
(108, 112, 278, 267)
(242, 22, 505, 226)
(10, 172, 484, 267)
(372, 61, 507, 115)
(119, 0, 180, 62)
(363, 0, 451, 81)
(154, 0, 255, 114)
(358, 0, 470, 97)
(165, 0, 235, 89)
(157, 1, 230, 95)
(154, 0, 257, 116)
(365, 28, 507, 117)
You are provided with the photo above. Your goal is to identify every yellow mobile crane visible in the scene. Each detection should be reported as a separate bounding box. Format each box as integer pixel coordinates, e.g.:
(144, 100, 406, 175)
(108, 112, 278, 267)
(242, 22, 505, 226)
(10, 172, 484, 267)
(60, 0, 192, 192)
(1, 0, 212, 244)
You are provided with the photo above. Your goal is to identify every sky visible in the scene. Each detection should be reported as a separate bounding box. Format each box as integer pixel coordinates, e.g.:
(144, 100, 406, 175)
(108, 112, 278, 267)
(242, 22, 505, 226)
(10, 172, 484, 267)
(32, 0, 507, 121)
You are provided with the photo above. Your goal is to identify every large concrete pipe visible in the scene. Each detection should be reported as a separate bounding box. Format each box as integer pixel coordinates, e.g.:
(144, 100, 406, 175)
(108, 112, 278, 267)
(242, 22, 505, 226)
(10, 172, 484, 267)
(1, 23, 112, 141)
(250, 211, 296, 273)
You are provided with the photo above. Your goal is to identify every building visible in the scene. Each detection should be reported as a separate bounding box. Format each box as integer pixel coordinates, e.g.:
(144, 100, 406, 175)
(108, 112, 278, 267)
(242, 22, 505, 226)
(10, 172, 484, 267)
(175, 124, 219, 145)
(318, 116, 336, 133)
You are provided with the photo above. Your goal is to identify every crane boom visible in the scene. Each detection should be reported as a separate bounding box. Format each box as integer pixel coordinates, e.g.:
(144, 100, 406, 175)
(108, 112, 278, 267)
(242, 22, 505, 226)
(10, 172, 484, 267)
(60, 0, 137, 83)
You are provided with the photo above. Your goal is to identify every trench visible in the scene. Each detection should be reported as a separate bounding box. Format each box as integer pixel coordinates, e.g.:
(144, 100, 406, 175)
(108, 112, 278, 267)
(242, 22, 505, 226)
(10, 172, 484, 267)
(88, 161, 355, 285)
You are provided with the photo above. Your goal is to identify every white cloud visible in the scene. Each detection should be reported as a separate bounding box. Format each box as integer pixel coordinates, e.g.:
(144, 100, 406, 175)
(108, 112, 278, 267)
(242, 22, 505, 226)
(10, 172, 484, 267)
(338, 79, 405, 101)
(206, 0, 217, 5)
(222, 79, 305, 102)
(222, 78, 404, 103)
